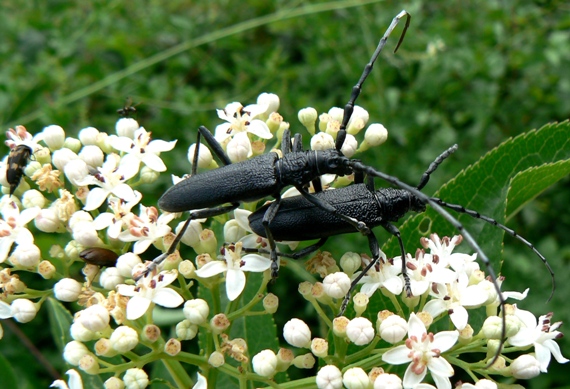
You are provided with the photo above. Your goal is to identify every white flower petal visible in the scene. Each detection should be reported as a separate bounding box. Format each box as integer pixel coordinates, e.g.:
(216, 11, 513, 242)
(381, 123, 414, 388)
(126, 295, 152, 320)
(152, 288, 184, 308)
(240, 254, 271, 272)
(225, 268, 246, 301)
(432, 331, 459, 353)
(402, 363, 426, 388)
(381, 345, 412, 364)
(195, 261, 227, 278)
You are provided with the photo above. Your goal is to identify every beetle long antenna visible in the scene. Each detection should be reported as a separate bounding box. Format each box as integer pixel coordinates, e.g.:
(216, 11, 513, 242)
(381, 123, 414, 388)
(336, 10, 411, 151)
(349, 160, 506, 367)
(430, 197, 556, 301)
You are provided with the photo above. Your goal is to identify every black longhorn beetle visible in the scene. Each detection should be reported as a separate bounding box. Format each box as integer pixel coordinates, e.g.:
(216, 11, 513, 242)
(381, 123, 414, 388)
(247, 145, 555, 313)
(140, 10, 411, 281)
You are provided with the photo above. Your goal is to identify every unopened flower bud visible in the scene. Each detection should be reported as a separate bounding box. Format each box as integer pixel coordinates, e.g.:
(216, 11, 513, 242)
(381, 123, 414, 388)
(39, 260, 56, 279)
(141, 324, 160, 343)
(99, 267, 124, 290)
(42, 125, 66, 150)
(481, 316, 503, 339)
(340, 134, 358, 158)
(139, 166, 159, 184)
(263, 293, 279, 314)
(343, 367, 370, 389)
(79, 145, 104, 167)
(311, 338, 329, 358)
(322, 272, 351, 299)
(316, 364, 343, 389)
(11, 298, 37, 323)
(227, 132, 252, 163)
(298, 107, 318, 135)
(346, 317, 375, 345)
(115, 118, 139, 138)
(35, 208, 63, 233)
(328, 107, 343, 122)
(71, 322, 96, 342)
(208, 351, 225, 367)
(96, 338, 117, 358)
(333, 316, 349, 337)
(115, 253, 142, 278)
(11, 244, 41, 267)
(123, 368, 149, 389)
(64, 137, 82, 153)
(22, 189, 46, 209)
(64, 159, 89, 186)
(183, 299, 209, 325)
(79, 127, 99, 145)
(63, 341, 90, 365)
(458, 324, 474, 344)
(199, 229, 217, 255)
(54, 278, 83, 302)
(252, 349, 278, 378)
(379, 314, 408, 344)
(339, 252, 361, 276)
(257, 92, 280, 115)
(283, 318, 311, 348)
(373, 373, 402, 389)
(364, 123, 388, 147)
(52, 148, 78, 171)
(176, 320, 198, 340)
(110, 326, 139, 353)
(510, 354, 541, 379)
(80, 304, 110, 332)
(188, 143, 214, 169)
(266, 112, 283, 133)
(298, 281, 313, 298)
(311, 132, 335, 151)
(178, 220, 203, 248)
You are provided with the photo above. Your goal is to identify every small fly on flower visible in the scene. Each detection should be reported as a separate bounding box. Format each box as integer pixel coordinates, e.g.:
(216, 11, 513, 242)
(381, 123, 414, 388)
(6, 144, 33, 196)
(117, 97, 139, 118)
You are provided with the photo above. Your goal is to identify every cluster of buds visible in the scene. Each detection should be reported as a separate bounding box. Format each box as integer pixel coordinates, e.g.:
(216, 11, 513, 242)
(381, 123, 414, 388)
(0, 93, 566, 389)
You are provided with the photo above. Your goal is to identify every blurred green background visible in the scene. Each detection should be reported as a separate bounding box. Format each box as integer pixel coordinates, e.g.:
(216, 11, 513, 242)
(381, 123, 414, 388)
(1, 0, 569, 387)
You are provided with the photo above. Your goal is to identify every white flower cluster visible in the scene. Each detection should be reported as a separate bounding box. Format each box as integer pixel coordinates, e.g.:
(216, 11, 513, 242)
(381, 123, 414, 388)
(0, 93, 566, 389)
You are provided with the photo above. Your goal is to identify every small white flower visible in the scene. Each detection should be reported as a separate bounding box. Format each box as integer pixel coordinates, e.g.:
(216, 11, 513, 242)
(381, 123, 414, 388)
(195, 242, 271, 301)
(509, 310, 569, 372)
(50, 369, 83, 389)
(342, 367, 370, 389)
(256, 92, 280, 116)
(10, 298, 37, 323)
(64, 159, 90, 186)
(316, 364, 343, 389)
(117, 270, 184, 320)
(355, 256, 403, 297)
(214, 101, 273, 143)
(283, 318, 311, 348)
(382, 313, 458, 389)
(423, 273, 488, 330)
(93, 192, 142, 239)
(111, 127, 176, 177)
(52, 148, 78, 171)
(11, 243, 41, 267)
(54, 278, 83, 302)
(70, 321, 96, 342)
(340, 134, 358, 158)
(77, 154, 137, 211)
(115, 252, 143, 278)
(118, 205, 174, 254)
(110, 325, 139, 353)
(252, 349, 278, 378)
(346, 317, 375, 345)
(226, 131, 253, 162)
(187, 143, 213, 168)
(403, 250, 456, 297)
(63, 341, 90, 366)
(176, 320, 199, 340)
(322, 272, 351, 299)
(0, 201, 41, 263)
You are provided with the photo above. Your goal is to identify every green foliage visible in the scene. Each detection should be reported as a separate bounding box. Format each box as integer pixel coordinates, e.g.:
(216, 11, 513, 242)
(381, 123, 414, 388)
(1, 0, 569, 388)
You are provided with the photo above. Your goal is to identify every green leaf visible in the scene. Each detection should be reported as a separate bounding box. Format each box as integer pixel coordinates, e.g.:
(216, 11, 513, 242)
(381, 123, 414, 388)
(383, 120, 570, 273)
(45, 297, 74, 351)
(0, 353, 19, 389)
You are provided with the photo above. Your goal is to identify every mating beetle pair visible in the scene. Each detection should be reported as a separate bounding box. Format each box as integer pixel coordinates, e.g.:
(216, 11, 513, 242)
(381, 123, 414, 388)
(144, 10, 555, 363)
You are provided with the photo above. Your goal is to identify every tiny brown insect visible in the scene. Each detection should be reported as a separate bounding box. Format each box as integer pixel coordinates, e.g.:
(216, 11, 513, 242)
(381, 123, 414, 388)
(79, 248, 119, 267)
(6, 144, 33, 196)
